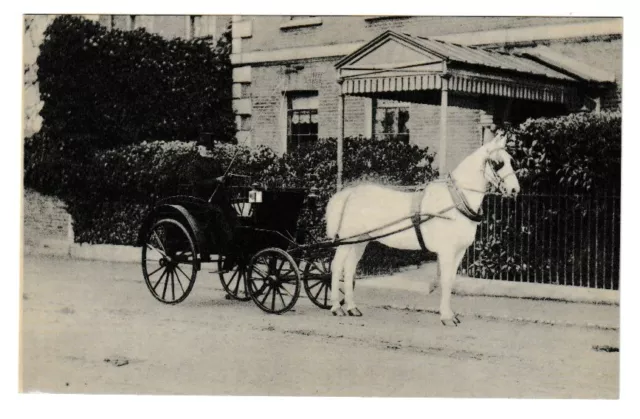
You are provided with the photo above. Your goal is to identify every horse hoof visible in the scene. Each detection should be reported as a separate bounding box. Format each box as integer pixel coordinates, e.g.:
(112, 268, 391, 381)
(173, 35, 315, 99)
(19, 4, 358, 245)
(331, 307, 346, 316)
(440, 315, 460, 327)
(347, 308, 362, 317)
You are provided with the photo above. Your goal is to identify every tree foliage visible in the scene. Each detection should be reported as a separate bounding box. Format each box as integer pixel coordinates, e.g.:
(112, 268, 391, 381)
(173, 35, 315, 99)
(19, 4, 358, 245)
(37, 15, 235, 148)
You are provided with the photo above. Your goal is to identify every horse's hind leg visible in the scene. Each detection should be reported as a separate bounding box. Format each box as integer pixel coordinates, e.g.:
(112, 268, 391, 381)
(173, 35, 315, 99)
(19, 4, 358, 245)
(329, 246, 349, 315)
(342, 244, 366, 316)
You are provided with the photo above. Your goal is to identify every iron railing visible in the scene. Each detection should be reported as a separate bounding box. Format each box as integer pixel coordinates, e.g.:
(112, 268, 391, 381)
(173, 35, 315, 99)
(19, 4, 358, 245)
(459, 193, 620, 290)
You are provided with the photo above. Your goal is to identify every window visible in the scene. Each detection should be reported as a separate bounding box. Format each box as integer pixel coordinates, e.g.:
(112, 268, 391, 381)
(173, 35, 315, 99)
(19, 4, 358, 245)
(280, 16, 322, 30)
(287, 93, 319, 152)
(186, 15, 205, 39)
(374, 101, 410, 143)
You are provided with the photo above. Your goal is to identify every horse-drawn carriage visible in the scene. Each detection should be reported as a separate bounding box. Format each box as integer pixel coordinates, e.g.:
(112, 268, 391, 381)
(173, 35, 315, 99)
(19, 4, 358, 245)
(139, 134, 520, 324)
(138, 173, 340, 314)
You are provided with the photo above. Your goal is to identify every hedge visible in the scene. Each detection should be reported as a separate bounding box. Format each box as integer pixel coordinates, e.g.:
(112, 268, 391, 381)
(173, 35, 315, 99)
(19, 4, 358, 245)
(462, 111, 621, 288)
(37, 15, 235, 148)
(25, 135, 439, 273)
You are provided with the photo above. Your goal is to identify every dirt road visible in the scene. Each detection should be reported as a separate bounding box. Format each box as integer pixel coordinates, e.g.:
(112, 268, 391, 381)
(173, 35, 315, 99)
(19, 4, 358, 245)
(21, 256, 619, 398)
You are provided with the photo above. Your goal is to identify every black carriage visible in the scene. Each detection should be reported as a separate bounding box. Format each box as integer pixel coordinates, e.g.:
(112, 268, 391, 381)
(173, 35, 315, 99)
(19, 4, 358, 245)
(138, 174, 341, 314)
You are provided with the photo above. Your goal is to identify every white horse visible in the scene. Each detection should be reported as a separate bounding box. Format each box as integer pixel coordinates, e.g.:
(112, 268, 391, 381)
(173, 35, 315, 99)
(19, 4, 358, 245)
(325, 134, 520, 325)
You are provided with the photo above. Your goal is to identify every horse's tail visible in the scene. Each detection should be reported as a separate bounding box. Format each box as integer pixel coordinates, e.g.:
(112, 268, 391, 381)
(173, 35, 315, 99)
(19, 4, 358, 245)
(326, 188, 352, 240)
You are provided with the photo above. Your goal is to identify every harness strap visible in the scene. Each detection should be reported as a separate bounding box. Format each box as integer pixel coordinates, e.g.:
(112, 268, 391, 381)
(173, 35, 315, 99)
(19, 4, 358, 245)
(411, 189, 429, 252)
(447, 175, 484, 222)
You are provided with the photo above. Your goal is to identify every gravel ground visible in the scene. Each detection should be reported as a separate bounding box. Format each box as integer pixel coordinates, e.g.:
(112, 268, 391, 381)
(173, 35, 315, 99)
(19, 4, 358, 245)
(21, 255, 619, 398)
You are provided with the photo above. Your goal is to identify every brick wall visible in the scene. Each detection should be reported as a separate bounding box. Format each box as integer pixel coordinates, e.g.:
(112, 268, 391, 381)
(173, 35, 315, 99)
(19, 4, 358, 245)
(23, 189, 73, 247)
(248, 60, 370, 152)
(243, 16, 604, 54)
(96, 15, 230, 41)
(249, 57, 487, 170)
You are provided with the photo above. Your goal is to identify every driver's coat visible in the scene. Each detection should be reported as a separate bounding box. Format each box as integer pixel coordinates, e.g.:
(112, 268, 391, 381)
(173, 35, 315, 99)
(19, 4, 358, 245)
(326, 181, 479, 254)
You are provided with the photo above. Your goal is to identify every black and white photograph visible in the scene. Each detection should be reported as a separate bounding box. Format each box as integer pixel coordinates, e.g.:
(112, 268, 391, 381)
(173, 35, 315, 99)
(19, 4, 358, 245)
(13, 3, 634, 413)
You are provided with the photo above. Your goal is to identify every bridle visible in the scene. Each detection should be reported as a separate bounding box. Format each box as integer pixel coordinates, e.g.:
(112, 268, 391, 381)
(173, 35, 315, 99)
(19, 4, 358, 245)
(457, 147, 517, 195)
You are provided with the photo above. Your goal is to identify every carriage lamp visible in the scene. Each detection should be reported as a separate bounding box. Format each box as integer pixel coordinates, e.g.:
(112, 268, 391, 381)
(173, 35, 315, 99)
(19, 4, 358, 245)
(249, 183, 263, 204)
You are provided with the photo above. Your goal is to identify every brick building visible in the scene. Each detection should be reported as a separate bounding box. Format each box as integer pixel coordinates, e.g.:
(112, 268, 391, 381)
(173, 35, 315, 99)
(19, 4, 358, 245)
(230, 16, 622, 178)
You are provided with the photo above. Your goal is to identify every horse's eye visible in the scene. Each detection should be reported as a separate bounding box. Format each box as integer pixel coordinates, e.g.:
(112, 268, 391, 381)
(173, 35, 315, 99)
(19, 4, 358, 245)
(491, 160, 504, 171)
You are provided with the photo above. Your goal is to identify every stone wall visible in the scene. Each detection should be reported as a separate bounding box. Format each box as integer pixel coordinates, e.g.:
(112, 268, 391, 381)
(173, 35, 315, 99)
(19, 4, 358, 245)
(23, 189, 73, 251)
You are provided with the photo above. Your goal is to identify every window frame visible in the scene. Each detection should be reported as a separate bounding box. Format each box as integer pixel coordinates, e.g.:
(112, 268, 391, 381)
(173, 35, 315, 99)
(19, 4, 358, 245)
(280, 16, 323, 30)
(373, 103, 410, 143)
(286, 92, 319, 153)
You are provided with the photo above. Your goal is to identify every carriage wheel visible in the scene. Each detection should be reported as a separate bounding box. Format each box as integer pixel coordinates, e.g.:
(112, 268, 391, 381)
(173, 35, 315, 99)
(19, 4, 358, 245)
(142, 218, 197, 304)
(247, 248, 301, 314)
(303, 249, 354, 310)
(218, 256, 251, 301)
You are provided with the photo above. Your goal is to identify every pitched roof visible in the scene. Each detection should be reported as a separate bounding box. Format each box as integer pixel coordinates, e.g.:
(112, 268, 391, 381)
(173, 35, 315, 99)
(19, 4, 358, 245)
(337, 31, 614, 84)
(517, 46, 616, 83)
(400, 33, 575, 81)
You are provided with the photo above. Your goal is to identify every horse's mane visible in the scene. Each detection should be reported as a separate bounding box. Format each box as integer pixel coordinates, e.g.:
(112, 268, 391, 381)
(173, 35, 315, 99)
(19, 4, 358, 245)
(340, 178, 421, 192)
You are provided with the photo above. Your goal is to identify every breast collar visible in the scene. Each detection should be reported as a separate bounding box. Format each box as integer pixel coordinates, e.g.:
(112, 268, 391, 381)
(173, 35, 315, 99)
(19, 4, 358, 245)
(446, 175, 484, 222)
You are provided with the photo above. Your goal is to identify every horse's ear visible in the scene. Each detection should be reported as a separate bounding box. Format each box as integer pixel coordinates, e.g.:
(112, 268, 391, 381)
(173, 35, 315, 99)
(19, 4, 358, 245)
(494, 134, 507, 149)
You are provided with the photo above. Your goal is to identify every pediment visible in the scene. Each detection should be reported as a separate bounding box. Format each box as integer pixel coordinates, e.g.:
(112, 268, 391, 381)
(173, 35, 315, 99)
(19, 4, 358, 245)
(336, 31, 444, 70)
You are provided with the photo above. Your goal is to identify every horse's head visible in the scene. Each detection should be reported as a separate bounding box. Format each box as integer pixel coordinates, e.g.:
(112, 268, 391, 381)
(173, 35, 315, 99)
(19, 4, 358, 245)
(484, 134, 520, 197)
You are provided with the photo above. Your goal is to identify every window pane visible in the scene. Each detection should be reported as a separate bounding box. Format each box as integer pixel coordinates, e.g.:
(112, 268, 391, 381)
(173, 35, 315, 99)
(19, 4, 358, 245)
(287, 107, 318, 152)
(374, 106, 410, 142)
(290, 95, 319, 110)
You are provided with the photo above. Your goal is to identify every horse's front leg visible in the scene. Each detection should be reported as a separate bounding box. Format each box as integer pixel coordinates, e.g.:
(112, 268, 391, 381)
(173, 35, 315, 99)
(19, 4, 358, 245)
(438, 249, 466, 326)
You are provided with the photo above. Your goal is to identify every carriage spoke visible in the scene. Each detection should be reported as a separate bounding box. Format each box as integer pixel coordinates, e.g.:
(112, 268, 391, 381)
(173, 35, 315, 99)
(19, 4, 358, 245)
(254, 281, 268, 296)
(323, 282, 329, 305)
(171, 271, 176, 301)
(259, 284, 272, 306)
(146, 243, 166, 260)
(276, 282, 293, 297)
(174, 270, 185, 293)
(233, 270, 243, 295)
(161, 270, 170, 300)
(313, 281, 327, 302)
(153, 270, 168, 291)
(311, 261, 324, 273)
(175, 265, 192, 285)
(146, 265, 164, 278)
(226, 269, 239, 286)
(306, 279, 324, 290)
(276, 286, 287, 308)
(152, 231, 167, 255)
(271, 282, 277, 311)
(252, 265, 269, 279)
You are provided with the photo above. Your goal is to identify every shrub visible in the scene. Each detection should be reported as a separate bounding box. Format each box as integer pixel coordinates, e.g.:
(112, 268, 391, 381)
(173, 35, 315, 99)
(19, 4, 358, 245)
(462, 111, 621, 288)
(26, 134, 439, 276)
(506, 111, 621, 194)
(37, 15, 235, 148)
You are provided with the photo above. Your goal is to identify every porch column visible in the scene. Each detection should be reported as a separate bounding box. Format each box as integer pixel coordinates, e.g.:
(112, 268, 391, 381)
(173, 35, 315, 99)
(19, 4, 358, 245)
(439, 73, 451, 176)
(337, 82, 345, 191)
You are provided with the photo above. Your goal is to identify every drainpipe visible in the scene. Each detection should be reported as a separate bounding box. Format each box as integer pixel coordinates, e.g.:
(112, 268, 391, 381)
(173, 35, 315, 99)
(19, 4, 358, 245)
(337, 80, 345, 191)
